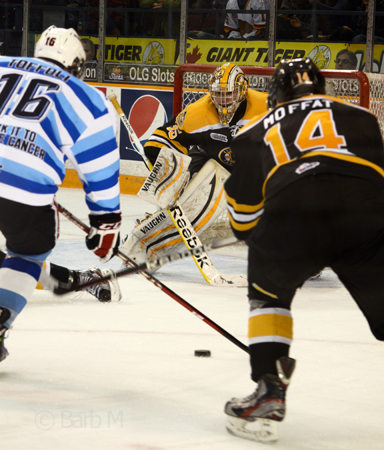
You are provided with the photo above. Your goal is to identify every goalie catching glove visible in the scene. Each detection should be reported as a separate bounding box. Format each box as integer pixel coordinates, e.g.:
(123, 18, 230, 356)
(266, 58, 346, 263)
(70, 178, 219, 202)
(86, 213, 121, 262)
(138, 147, 191, 209)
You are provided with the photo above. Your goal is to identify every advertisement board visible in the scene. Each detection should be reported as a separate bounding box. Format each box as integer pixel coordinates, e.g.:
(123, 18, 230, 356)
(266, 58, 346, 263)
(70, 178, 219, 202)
(119, 87, 173, 162)
(186, 39, 384, 72)
(80, 36, 384, 73)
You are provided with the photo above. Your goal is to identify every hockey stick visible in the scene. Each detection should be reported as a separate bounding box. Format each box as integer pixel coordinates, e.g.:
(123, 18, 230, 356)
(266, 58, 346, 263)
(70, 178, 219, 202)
(54, 236, 240, 292)
(108, 93, 247, 287)
(57, 203, 249, 354)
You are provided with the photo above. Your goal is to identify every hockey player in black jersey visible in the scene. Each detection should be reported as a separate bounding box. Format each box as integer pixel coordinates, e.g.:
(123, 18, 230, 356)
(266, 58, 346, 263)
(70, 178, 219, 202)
(224, 57, 384, 443)
(121, 63, 268, 266)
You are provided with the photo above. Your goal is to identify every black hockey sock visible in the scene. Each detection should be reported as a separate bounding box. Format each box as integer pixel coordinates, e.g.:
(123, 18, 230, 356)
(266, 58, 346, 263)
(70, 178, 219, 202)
(0, 250, 6, 267)
(50, 263, 76, 287)
(250, 342, 289, 382)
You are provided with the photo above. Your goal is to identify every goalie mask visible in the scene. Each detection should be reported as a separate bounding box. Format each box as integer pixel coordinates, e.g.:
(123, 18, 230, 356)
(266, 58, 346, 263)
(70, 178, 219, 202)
(209, 63, 249, 125)
(34, 26, 86, 80)
(267, 57, 325, 109)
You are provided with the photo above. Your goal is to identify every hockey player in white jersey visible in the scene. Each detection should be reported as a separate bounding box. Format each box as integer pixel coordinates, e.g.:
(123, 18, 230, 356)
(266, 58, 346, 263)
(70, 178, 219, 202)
(0, 26, 122, 363)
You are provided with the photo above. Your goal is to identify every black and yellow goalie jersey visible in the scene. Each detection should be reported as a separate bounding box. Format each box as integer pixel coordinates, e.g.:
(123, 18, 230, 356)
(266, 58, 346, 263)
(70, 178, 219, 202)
(143, 89, 268, 172)
(225, 94, 384, 241)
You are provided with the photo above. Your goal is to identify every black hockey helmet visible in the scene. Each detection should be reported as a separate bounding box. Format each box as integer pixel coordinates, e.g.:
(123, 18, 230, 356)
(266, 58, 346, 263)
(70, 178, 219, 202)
(267, 57, 325, 109)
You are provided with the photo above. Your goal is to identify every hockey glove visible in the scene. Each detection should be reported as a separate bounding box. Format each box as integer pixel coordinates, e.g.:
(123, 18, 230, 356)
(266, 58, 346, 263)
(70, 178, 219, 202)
(86, 213, 121, 263)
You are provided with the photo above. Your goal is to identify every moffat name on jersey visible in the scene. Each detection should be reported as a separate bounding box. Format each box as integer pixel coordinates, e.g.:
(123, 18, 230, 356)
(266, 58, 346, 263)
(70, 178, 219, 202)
(263, 97, 333, 129)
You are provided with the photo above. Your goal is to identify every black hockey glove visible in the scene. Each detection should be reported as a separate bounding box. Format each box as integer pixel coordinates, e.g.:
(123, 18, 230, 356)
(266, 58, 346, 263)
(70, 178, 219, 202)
(86, 213, 121, 262)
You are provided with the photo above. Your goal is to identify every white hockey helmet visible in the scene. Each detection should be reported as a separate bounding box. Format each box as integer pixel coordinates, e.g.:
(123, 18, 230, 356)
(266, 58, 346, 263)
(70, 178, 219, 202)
(34, 26, 86, 79)
(208, 63, 249, 125)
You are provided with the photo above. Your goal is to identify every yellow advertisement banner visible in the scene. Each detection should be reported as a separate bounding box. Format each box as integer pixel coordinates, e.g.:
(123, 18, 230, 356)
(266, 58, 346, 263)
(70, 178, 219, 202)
(186, 39, 384, 72)
(81, 36, 178, 65)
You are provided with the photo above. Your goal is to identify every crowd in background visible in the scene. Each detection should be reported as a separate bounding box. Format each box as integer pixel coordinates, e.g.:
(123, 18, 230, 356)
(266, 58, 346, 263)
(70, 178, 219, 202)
(0, 0, 383, 60)
(1, 0, 382, 42)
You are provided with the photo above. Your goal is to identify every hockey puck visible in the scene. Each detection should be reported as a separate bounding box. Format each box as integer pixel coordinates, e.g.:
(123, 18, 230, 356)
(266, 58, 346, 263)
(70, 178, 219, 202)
(194, 350, 211, 357)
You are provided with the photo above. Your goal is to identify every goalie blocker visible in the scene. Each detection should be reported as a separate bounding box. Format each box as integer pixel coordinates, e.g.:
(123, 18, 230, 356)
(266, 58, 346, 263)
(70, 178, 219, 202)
(122, 158, 233, 265)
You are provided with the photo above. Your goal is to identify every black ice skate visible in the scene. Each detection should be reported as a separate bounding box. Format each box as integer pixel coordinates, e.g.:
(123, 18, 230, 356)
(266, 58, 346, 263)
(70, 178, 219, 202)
(74, 268, 122, 302)
(0, 325, 9, 363)
(225, 356, 296, 443)
(0, 308, 10, 363)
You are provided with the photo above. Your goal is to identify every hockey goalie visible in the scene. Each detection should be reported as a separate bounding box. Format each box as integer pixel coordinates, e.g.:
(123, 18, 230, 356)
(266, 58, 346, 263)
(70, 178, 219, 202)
(121, 63, 268, 266)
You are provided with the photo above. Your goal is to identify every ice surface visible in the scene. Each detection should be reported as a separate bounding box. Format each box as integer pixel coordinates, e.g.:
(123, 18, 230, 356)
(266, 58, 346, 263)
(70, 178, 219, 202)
(1, 188, 383, 450)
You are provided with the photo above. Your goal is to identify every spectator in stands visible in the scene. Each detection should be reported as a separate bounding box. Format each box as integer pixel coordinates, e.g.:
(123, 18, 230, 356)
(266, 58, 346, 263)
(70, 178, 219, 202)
(81, 38, 96, 60)
(351, 0, 384, 44)
(308, 0, 356, 34)
(280, 0, 357, 41)
(188, 0, 225, 39)
(325, 0, 384, 43)
(334, 49, 357, 69)
(30, 0, 84, 32)
(139, 0, 181, 38)
(83, 0, 122, 35)
(224, 0, 270, 40)
(276, 0, 313, 40)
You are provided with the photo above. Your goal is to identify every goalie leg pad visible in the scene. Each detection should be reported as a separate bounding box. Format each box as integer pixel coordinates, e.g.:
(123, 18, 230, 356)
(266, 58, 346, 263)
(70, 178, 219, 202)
(121, 209, 186, 265)
(179, 159, 233, 243)
(122, 159, 233, 263)
(137, 147, 191, 209)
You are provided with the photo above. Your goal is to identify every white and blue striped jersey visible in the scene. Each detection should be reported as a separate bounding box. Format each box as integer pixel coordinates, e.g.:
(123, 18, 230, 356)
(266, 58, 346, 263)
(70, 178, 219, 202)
(0, 56, 120, 215)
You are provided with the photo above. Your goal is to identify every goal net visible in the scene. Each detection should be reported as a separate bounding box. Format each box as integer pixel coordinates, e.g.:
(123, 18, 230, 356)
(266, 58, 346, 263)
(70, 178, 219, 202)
(173, 65, 384, 243)
(174, 64, 384, 137)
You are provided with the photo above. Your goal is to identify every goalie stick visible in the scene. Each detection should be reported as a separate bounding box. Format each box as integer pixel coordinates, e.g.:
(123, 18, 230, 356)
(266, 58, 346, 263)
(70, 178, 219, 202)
(57, 203, 249, 354)
(108, 93, 247, 287)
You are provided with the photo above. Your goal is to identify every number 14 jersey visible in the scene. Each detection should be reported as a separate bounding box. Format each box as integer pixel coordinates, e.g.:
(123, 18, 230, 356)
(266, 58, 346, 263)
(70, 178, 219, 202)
(225, 94, 384, 240)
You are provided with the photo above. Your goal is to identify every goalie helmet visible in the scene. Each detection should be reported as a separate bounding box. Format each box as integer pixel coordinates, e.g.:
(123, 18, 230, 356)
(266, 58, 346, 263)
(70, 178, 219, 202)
(267, 58, 325, 109)
(34, 26, 86, 80)
(208, 63, 249, 125)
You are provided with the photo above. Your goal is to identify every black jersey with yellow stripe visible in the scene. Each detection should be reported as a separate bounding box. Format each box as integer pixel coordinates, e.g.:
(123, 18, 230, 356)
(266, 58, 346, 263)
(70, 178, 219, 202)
(143, 89, 268, 171)
(225, 94, 384, 240)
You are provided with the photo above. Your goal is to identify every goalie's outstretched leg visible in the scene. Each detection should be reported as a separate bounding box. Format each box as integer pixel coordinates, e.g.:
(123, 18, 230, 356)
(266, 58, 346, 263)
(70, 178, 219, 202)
(121, 159, 232, 267)
(224, 356, 296, 443)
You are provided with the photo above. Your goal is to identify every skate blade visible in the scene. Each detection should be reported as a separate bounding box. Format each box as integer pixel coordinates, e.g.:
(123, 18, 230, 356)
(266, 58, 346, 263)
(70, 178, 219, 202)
(226, 416, 279, 444)
(101, 269, 122, 302)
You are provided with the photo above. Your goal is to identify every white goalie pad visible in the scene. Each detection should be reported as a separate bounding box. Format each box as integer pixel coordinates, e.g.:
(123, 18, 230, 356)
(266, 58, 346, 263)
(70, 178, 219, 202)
(122, 159, 233, 265)
(137, 147, 191, 209)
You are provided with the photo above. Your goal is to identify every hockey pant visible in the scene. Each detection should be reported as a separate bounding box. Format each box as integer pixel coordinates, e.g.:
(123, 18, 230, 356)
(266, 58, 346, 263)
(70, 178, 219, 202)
(122, 159, 233, 264)
(0, 199, 57, 328)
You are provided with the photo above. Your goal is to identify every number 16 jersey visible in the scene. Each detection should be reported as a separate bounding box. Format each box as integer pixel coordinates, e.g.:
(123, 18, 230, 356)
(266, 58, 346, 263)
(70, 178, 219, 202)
(0, 56, 120, 215)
